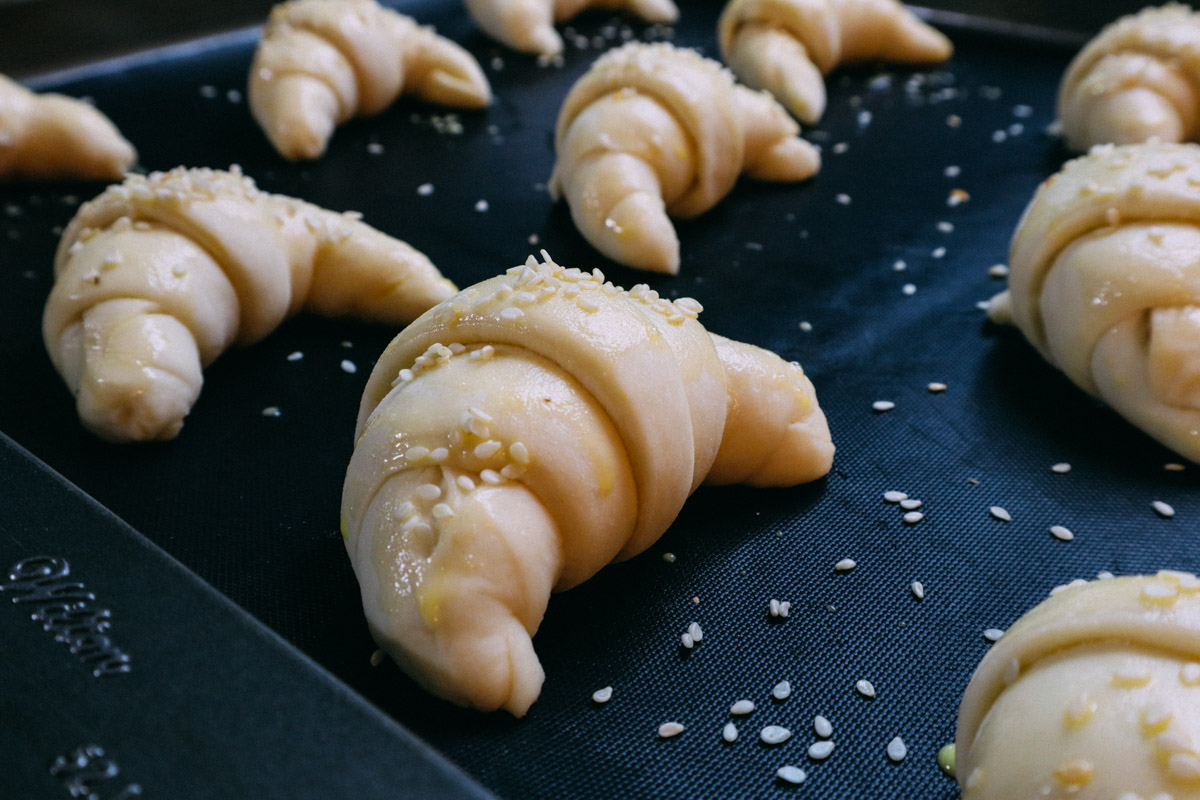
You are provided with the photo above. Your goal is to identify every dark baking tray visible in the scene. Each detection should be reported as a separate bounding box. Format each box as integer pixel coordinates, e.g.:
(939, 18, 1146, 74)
(1, 2, 1194, 798)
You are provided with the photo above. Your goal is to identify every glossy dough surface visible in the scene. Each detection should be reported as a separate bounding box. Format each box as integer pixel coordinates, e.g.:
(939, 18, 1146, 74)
(1058, 3, 1200, 152)
(464, 0, 679, 55)
(341, 253, 835, 715)
(549, 42, 820, 274)
(249, 0, 491, 160)
(717, 0, 953, 124)
(0, 74, 136, 181)
(43, 166, 455, 442)
(956, 571, 1200, 799)
(989, 141, 1200, 462)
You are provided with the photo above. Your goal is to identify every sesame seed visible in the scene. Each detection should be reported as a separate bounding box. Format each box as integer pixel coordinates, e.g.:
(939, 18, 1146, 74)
(932, 247, 946, 259)
(893, 259, 907, 271)
(776, 766, 806, 785)
(286, 351, 303, 361)
(947, 114, 962, 127)
(1153, 500, 1176, 518)
(928, 382, 947, 392)
(814, 716, 833, 738)
(1052, 463, 1072, 473)
(984, 628, 1005, 642)
(873, 400, 896, 412)
(834, 558, 857, 572)
(808, 740, 835, 760)
(799, 320, 813, 332)
(658, 722, 684, 738)
(887, 737, 908, 762)
(948, 188, 970, 206)
(902, 283, 917, 296)
(456, 475, 476, 492)
(1050, 525, 1074, 542)
(261, 406, 281, 417)
(370, 649, 385, 667)
(988, 264, 1009, 278)
(900, 498, 922, 510)
(474, 199, 489, 212)
(722, 722, 738, 742)
(772, 681, 791, 700)
(366, 142, 384, 155)
(680, 632, 694, 649)
(937, 221, 954, 234)
(903, 511, 925, 524)
(944, 165, 961, 177)
(730, 700, 755, 715)
(884, 490, 908, 503)
(911, 581, 925, 600)
(414, 483, 441, 502)
(431, 503, 454, 519)
(340, 359, 357, 374)
(499, 307, 525, 321)
(832, 142, 849, 154)
(416, 183, 434, 196)
(836, 193, 851, 205)
(688, 622, 703, 642)
(592, 686, 613, 703)
(473, 440, 503, 459)
(855, 679, 876, 698)
(992, 130, 1007, 143)
(760, 726, 792, 745)
(989, 506, 1012, 522)
(1013, 104, 1033, 118)
(769, 598, 781, 616)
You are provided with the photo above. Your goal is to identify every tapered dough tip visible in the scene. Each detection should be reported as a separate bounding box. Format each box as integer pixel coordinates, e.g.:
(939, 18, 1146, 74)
(890, 16, 955, 63)
(593, 191, 680, 275)
(427, 68, 493, 108)
(745, 136, 821, 182)
(525, 24, 564, 56)
(78, 369, 196, 443)
(254, 78, 340, 161)
(629, 0, 680, 23)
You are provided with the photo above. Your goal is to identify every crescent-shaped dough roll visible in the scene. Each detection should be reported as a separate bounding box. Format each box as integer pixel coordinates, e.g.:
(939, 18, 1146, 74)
(549, 42, 821, 274)
(341, 252, 834, 715)
(717, 0, 953, 124)
(988, 141, 1200, 462)
(0, 74, 136, 181)
(43, 166, 456, 443)
(464, 0, 679, 56)
(249, 0, 492, 161)
(1058, 4, 1200, 152)
(956, 571, 1200, 799)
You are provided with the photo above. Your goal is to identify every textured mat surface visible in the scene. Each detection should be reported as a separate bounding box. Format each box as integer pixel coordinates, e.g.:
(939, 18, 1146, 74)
(1, 1, 1194, 798)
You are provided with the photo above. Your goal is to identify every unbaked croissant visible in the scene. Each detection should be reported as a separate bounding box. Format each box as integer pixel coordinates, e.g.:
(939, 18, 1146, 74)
(549, 42, 821, 274)
(717, 0, 953, 125)
(0, 74, 136, 181)
(249, 0, 492, 161)
(464, 0, 678, 56)
(1058, 4, 1200, 152)
(341, 252, 835, 715)
(956, 571, 1200, 799)
(43, 166, 456, 443)
(988, 141, 1200, 462)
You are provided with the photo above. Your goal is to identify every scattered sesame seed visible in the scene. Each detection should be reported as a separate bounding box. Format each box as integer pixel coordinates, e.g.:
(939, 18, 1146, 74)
(814, 716, 833, 738)
(932, 247, 946, 259)
(1013, 104, 1033, 118)
(761, 726, 792, 745)
(984, 628, 1005, 642)
(416, 183, 434, 196)
(808, 740, 836, 760)
(799, 320, 813, 332)
(366, 142, 384, 155)
(836, 193, 851, 205)
(340, 359, 357, 374)
(937, 221, 954, 233)
(528, 233, 540, 245)
(903, 511, 925, 524)
(658, 722, 684, 738)
(975, 300, 990, 310)
(967, 478, 980, 485)
(499, 307, 525, 321)
(722, 722, 738, 742)
(662, 552, 676, 563)
(902, 283, 917, 296)
(261, 406, 281, 417)
(884, 490, 908, 503)
(1008, 123, 1024, 136)
(944, 165, 961, 177)
(688, 622, 703, 642)
(475, 199, 490, 212)
(834, 558, 857, 572)
(989, 506, 1012, 522)
(873, 400, 896, 412)
(988, 264, 1009, 278)
(991, 130, 1007, 143)
(772, 681, 791, 700)
(893, 259, 907, 271)
(1153, 501, 1176, 518)
(900, 498, 922, 510)
(1165, 462, 1186, 472)
(592, 686, 613, 703)
(887, 737, 908, 762)
(832, 142, 849, 154)
(911, 581, 925, 600)
(776, 765, 806, 785)
(928, 381, 947, 393)
(286, 351, 303, 361)
(1050, 525, 1075, 542)
(1052, 463, 1072, 474)
(199, 85, 218, 98)
(681, 632, 694, 649)
(947, 114, 962, 127)
(948, 188, 970, 206)
(1097, 570, 1115, 580)
(226, 89, 242, 103)
(731, 700, 755, 715)
(855, 679, 876, 698)
(370, 649, 385, 667)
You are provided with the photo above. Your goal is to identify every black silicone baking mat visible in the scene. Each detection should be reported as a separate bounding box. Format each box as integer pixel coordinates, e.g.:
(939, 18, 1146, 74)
(1, 1, 1194, 798)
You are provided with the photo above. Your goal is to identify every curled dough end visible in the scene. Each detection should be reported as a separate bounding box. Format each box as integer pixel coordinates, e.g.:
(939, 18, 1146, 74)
(1057, 6, 1200, 151)
(0, 75, 136, 182)
(551, 42, 817, 272)
(466, 0, 681, 55)
(718, 0, 952, 124)
(343, 252, 834, 713)
(956, 571, 1200, 799)
(249, 0, 491, 161)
